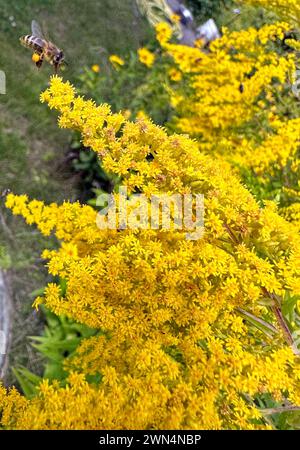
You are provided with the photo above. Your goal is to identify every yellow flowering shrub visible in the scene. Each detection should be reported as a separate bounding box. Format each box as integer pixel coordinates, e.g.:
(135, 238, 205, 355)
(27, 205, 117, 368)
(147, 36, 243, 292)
(147, 22, 300, 228)
(242, 0, 300, 26)
(161, 22, 297, 161)
(1, 77, 300, 429)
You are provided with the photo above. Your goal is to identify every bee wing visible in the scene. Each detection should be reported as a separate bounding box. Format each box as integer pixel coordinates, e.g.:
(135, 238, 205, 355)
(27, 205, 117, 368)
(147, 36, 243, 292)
(31, 20, 45, 39)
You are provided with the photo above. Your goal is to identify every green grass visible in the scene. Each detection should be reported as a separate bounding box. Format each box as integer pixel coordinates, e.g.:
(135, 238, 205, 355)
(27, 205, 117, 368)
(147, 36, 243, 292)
(0, 0, 151, 385)
(0, 0, 151, 186)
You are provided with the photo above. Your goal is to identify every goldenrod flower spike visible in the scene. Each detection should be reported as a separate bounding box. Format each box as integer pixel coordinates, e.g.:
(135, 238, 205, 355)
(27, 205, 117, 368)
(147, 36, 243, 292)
(2, 75, 300, 429)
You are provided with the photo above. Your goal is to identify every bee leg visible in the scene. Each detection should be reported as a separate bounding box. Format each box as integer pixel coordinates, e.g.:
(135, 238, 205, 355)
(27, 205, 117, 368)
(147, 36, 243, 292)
(36, 54, 44, 69)
(54, 63, 59, 74)
(36, 59, 43, 69)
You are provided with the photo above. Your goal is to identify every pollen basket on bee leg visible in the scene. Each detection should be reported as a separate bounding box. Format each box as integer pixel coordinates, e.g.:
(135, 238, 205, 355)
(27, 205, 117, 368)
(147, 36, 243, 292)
(32, 53, 41, 62)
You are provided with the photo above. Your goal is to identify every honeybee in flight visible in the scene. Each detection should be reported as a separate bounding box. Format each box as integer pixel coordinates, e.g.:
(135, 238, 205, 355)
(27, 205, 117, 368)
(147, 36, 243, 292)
(20, 20, 66, 73)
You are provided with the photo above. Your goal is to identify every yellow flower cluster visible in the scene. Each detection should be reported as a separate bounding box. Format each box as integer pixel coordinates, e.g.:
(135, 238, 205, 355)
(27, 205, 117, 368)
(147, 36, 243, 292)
(168, 68, 182, 82)
(155, 22, 172, 45)
(242, 0, 300, 26)
(0, 347, 298, 429)
(109, 54, 125, 68)
(154, 21, 300, 227)
(138, 47, 155, 68)
(91, 64, 100, 73)
(163, 22, 294, 143)
(281, 203, 300, 231)
(234, 119, 300, 177)
(2, 77, 300, 429)
(171, 14, 180, 24)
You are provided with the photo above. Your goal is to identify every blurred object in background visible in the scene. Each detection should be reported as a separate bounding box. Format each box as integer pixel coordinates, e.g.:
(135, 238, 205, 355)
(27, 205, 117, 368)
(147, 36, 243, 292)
(196, 18, 220, 45)
(136, 0, 182, 37)
(136, 0, 196, 45)
(166, 0, 193, 25)
(0, 270, 11, 381)
(0, 70, 5, 95)
(166, 0, 196, 45)
(136, 0, 221, 47)
(181, 26, 197, 46)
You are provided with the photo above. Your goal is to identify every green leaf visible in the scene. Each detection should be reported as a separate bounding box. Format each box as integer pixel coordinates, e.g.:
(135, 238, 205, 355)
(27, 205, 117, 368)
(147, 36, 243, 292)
(29, 287, 45, 298)
(282, 291, 300, 323)
(12, 366, 42, 399)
